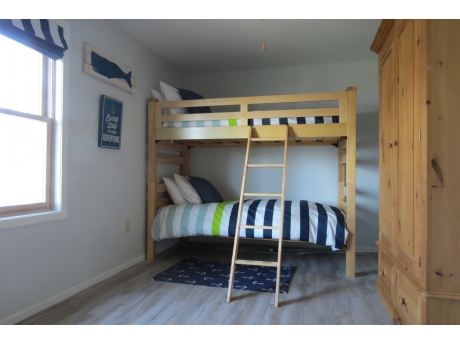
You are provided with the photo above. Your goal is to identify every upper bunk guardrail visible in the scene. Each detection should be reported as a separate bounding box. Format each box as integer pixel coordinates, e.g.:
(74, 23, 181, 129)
(148, 89, 355, 130)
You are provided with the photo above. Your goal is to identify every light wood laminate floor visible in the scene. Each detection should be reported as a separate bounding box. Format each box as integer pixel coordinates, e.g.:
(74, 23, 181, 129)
(18, 244, 392, 325)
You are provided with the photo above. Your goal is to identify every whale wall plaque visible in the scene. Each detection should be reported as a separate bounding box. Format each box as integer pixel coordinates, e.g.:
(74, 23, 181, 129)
(83, 42, 135, 94)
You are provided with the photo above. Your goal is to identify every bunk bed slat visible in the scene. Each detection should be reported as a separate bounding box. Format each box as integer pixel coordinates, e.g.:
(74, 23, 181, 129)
(154, 91, 344, 110)
(156, 154, 187, 165)
(156, 183, 167, 193)
(235, 260, 278, 267)
(156, 140, 187, 152)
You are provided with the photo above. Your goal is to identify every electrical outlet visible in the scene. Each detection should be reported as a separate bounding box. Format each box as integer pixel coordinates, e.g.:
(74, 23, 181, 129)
(125, 219, 131, 232)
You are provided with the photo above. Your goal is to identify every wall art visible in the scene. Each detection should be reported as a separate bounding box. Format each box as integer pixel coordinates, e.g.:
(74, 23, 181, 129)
(83, 42, 135, 94)
(98, 95, 123, 149)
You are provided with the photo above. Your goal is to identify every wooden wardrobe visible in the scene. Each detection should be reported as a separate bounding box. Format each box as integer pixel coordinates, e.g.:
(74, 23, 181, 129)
(371, 20, 460, 324)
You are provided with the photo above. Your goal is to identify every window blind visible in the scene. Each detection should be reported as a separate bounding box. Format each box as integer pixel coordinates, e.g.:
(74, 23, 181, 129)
(0, 19, 68, 60)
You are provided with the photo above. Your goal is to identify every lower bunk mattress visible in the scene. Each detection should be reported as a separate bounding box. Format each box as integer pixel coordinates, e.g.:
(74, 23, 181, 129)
(152, 199, 348, 251)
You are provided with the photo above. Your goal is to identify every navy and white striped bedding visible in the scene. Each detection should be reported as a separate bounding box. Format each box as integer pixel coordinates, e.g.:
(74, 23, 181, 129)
(248, 116, 339, 126)
(152, 199, 348, 251)
(161, 116, 339, 128)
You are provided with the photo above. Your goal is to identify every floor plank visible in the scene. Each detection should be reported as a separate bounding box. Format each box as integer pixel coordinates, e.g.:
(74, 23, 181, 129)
(18, 245, 392, 325)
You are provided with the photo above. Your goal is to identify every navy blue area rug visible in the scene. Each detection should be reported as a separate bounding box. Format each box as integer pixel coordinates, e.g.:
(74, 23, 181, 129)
(152, 257, 292, 293)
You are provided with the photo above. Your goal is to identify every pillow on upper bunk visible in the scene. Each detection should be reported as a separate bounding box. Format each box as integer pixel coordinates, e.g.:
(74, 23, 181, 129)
(178, 88, 212, 114)
(151, 89, 170, 115)
(163, 177, 187, 204)
(160, 81, 188, 115)
(174, 174, 202, 204)
(189, 176, 223, 203)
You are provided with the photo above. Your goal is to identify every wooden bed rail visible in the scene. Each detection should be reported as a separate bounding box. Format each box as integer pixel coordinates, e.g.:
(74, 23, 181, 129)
(149, 90, 350, 129)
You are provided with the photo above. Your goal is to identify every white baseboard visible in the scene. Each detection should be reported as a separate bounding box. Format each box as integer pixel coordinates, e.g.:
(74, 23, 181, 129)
(0, 254, 145, 325)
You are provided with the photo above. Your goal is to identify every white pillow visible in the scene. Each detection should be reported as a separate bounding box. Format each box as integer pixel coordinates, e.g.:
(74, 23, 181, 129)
(151, 89, 170, 115)
(163, 177, 187, 204)
(160, 81, 188, 115)
(174, 174, 202, 204)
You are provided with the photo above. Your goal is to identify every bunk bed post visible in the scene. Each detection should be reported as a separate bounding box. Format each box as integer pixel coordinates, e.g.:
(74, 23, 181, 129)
(345, 87, 357, 277)
(147, 98, 158, 261)
(338, 138, 346, 211)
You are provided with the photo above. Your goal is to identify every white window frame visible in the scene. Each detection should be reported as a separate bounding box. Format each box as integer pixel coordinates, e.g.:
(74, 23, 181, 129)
(0, 19, 68, 230)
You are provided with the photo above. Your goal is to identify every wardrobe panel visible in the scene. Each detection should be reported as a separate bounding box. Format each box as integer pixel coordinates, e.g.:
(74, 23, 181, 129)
(397, 21, 416, 263)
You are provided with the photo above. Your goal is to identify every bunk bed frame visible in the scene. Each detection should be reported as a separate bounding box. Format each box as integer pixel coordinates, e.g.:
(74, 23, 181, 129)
(147, 86, 357, 277)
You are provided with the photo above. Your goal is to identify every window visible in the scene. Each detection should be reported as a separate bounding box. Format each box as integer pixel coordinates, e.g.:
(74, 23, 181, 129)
(0, 20, 67, 225)
(0, 34, 56, 217)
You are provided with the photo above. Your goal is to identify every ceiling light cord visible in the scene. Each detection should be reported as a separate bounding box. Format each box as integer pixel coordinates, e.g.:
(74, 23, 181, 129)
(262, 19, 266, 50)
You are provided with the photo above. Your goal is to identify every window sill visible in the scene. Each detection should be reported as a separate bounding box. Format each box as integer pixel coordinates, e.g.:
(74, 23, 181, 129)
(0, 209, 67, 230)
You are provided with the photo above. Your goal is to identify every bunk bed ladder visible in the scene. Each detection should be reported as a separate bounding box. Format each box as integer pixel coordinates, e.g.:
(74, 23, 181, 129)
(226, 125, 289, 308)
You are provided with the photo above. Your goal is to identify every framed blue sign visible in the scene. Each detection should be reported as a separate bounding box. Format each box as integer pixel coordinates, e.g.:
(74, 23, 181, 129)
(98, 95, 123, 149)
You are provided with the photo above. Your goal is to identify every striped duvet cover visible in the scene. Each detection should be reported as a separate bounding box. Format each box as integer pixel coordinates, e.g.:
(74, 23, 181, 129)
(248, 116, 339, 126)
(161, 115, 339, 128)
(152, 199, 348, 251)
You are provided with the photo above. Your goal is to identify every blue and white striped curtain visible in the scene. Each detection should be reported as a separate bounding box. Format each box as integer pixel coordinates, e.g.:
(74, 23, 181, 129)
(0, 19, 68, 60)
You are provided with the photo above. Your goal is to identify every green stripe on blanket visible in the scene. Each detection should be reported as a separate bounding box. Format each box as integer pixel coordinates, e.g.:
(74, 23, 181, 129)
(212, 201, 233, 236)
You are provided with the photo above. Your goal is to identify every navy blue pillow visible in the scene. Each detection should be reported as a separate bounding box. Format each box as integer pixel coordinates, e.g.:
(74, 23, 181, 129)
(178, 88, 212, 114)
(189, 176, 223, 203)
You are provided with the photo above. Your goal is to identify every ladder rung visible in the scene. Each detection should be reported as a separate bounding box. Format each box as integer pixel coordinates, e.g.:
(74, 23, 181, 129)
(247, 164, 284, 168)
(235, 259, 278, 267)
(244, 193, 282, 197)
(251, 138, 286, 142)
(239, 225, 281, 230)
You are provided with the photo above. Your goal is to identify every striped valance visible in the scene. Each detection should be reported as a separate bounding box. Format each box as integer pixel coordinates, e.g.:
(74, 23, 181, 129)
(0, 19, 68, 60)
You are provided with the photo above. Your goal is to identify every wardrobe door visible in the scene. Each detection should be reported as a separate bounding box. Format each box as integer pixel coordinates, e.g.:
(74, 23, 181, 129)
(379, 40, 398, 250)
(396, 20, 422, 281)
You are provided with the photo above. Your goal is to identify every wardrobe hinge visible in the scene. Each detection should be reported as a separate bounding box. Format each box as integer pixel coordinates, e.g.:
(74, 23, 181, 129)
(419, 130, 421, 141)
(419, 257, 422, 267)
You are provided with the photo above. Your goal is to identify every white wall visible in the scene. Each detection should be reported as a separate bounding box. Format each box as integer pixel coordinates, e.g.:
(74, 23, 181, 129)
(0, 19, 181, 324)
(179, 60, 379, 251)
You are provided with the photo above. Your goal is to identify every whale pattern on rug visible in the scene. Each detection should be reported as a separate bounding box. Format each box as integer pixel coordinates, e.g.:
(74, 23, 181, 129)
(152, 257, 292, 294)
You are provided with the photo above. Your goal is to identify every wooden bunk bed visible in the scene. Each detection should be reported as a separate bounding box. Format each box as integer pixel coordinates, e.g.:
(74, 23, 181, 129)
(147, 86, 357, 277)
